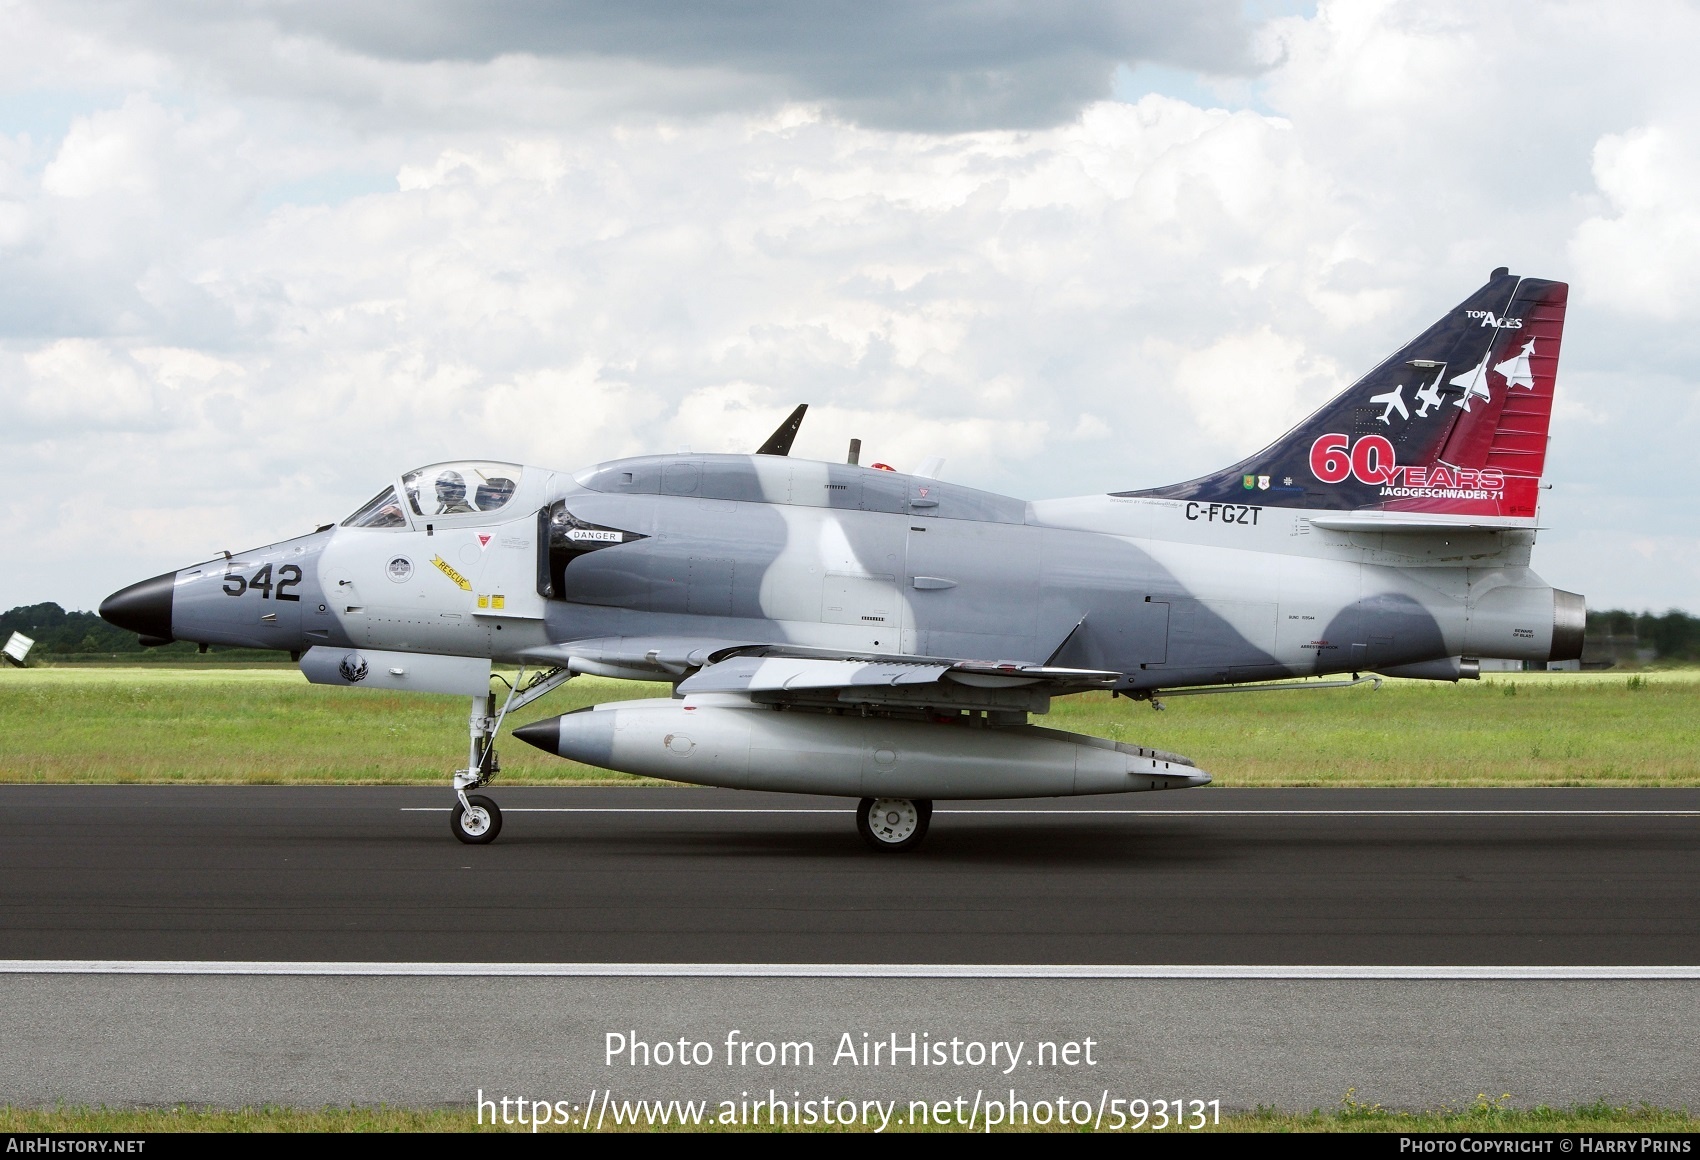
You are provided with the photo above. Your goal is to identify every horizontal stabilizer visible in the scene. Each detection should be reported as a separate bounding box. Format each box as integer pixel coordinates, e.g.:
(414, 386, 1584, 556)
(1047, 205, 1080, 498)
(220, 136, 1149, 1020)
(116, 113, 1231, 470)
(1306, 515, 1537, 533)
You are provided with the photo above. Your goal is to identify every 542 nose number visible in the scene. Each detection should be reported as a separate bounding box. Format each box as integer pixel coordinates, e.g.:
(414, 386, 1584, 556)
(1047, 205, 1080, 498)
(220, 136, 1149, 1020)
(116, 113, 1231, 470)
(223, 563, 302, 600)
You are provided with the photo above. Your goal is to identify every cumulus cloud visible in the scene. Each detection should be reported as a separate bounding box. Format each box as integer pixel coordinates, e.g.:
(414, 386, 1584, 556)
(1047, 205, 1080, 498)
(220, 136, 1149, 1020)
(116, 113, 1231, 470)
(40, 0, 1257, 132)
(1572, 127, 1700, 320)
(1170, 326, 1343, 451)
(2, 0, 1699, 613)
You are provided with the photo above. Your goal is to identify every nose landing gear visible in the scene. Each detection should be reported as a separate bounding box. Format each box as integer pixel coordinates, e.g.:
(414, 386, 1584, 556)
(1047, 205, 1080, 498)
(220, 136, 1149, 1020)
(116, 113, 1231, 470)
(449, 665, 573, 845)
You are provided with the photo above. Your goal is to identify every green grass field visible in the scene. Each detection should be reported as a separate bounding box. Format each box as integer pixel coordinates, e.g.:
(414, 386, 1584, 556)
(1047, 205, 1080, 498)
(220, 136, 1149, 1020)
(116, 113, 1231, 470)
(1, 666, 1697, 786)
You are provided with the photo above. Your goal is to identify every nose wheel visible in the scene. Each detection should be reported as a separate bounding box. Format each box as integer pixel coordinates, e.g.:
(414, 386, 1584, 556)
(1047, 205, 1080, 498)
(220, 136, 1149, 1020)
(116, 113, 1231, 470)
(857, 797, 933, 851)
(443, 667, 576, 846)
(452, 793, 502, 844)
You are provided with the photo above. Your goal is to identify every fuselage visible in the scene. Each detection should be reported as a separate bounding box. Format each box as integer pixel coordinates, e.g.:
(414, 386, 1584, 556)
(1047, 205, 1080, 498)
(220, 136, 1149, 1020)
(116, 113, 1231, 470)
(140, 452, 1578, 688)
(93, 268, 1589, 846)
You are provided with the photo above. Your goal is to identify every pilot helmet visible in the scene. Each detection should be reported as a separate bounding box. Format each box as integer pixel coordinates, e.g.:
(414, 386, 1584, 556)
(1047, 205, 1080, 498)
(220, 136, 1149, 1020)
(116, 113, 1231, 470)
(435, 470, 467, 506)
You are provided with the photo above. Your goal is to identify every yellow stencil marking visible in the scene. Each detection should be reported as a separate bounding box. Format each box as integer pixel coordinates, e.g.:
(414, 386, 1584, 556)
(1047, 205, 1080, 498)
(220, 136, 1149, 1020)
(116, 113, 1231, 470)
(431, 555, 472, 592)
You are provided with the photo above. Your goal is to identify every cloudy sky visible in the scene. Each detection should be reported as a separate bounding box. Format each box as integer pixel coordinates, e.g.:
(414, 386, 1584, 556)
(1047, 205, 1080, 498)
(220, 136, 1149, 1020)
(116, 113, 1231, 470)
(2, 0, 1697, 613)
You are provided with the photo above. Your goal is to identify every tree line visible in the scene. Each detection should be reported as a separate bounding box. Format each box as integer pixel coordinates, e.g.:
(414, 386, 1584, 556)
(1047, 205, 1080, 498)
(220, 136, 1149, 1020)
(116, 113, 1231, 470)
(1583, 609, 1700, 662)
(0, 602, 263, 659)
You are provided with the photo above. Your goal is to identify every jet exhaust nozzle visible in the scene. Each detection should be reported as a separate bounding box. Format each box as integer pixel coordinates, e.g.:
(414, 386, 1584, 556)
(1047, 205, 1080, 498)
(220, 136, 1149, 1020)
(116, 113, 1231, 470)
(1551, 590, 1586, 663)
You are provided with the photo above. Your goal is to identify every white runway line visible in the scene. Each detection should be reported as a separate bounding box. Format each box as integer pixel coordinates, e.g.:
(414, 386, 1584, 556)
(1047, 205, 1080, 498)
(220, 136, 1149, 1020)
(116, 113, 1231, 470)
(400, 807, 1700, 816)
(1, 961, 1697, 979)
(402, 807, 844, 813)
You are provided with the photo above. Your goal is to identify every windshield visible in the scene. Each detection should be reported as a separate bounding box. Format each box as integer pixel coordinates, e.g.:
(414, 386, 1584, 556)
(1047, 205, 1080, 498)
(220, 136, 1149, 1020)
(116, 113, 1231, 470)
(342, 486, 409, 529)
(402, 461, 522, 518)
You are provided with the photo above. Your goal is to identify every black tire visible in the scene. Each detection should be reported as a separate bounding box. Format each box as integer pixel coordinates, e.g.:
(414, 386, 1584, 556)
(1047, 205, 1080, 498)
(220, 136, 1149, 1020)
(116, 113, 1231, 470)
(451, 794, 502, 844)
(856, 797, 932, 852)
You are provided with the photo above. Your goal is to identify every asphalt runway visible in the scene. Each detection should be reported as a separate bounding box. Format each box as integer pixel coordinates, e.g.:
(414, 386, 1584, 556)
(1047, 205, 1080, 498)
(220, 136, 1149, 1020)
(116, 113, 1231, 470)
(1, 785, 1698, 964)
(4, 974, 1698, 1112)
(5, 785, 1697, 1111)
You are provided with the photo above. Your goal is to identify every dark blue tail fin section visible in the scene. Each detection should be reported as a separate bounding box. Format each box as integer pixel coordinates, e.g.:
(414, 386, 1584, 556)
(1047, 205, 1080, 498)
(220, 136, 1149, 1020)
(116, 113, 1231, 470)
(1122, 270, 1568, 520)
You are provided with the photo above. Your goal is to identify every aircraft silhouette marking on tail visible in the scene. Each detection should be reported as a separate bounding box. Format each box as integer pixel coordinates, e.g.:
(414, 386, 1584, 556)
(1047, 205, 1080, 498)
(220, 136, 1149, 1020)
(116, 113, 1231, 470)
(1495, 339, 1537, 390)
(1414, 373, 1444, 417)
(1448, 355, 1492, 411)
(1405, 359, 1447, 418)
(1368, 382, 1409, 425)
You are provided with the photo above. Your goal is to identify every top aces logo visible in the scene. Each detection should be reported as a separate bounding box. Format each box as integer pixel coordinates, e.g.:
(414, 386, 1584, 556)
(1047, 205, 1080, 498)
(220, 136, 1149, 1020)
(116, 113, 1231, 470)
(1465, 310, 1524, 329)
(1307, 433, 1505, 496)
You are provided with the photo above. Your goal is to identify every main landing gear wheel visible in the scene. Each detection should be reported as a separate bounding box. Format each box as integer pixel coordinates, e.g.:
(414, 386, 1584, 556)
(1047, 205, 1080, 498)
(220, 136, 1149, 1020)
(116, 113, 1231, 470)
(857, 797, 932, 852)
(452, 794, 502, 844)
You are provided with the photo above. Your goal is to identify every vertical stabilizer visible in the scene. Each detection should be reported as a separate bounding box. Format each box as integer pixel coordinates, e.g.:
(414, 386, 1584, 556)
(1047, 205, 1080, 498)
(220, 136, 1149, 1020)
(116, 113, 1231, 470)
(1125, 271, 1568, 520)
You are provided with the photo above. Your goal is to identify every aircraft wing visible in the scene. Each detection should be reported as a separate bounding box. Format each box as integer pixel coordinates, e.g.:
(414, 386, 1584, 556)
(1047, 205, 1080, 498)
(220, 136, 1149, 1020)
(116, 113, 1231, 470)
(678, 656, 952, 692)
(521, 636, 752, 679)
(524, 636, 1121, 710)
(681, 647, 1121, 719)
(679, 653, 1118, 691)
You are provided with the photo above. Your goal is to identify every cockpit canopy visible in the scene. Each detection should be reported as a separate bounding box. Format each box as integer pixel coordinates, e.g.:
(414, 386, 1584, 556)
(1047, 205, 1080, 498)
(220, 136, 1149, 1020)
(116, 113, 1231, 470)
(342, 461, 524, 529)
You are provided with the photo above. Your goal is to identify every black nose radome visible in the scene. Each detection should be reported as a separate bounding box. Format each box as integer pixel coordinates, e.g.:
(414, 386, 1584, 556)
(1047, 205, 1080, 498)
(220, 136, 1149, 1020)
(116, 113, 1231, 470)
(512, 717, 561, 754)
(99, 571, 176, 641)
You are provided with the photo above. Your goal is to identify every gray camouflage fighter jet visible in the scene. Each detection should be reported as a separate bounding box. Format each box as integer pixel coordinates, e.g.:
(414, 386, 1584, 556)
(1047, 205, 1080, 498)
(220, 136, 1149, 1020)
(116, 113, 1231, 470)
(101, 269, 1582, 850)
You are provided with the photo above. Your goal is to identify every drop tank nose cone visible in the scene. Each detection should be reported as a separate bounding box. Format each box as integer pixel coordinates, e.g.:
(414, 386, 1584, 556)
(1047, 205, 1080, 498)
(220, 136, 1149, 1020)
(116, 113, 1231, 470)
(99, 571, 176, 640)
(514, 708, 616, 769)
(512, 717, 562, 754)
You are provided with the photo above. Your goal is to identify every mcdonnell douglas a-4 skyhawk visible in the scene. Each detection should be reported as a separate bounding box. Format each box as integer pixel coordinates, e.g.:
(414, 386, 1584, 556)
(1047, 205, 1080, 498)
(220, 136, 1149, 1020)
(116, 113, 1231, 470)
(102, 270, 1582, 850)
